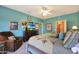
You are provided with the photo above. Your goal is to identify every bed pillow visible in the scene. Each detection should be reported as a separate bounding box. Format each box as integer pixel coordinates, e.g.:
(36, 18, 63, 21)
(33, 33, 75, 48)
(51, 33, 58, 38)
(63, 31, 72, 44)
(47, 32, 58, 38)
(8, 36, 16, 40)
(59, 32, 64, 40)
(63, 31, 78, 48)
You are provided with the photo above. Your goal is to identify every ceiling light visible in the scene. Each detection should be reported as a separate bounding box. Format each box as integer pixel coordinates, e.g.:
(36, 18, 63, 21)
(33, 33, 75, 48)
(42, 10, 48, 16)
(41, 7, 52, 17)
(41, 9, 49, 16)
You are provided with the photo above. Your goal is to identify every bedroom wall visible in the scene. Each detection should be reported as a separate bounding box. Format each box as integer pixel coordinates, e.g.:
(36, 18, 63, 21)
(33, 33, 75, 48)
(0, 6, 43, 36)
(1, 6, 79, 35)
(44, 12, 79, 33)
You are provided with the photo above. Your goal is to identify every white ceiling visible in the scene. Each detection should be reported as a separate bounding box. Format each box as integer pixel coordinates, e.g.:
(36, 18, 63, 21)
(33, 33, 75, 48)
(4, 5, 79, 19)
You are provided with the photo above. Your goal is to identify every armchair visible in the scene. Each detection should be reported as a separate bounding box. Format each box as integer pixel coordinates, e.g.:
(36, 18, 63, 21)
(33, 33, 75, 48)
(0, 31, 23, 52)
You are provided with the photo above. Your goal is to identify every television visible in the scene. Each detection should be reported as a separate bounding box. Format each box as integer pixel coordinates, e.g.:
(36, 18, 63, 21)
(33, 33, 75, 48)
(27, 22, 35, 30)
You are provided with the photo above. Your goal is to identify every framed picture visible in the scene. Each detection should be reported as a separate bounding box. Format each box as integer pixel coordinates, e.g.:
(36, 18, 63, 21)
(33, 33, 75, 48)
(35, 23, 40, 29)
(10, 22, 18, 30)
(46, 23, 52, 31)
(27, 15, 32, 21)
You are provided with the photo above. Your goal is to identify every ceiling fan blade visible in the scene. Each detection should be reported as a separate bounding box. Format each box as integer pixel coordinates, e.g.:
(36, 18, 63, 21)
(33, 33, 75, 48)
(42, 6, 48, 10)
(49, 10, 56, 13)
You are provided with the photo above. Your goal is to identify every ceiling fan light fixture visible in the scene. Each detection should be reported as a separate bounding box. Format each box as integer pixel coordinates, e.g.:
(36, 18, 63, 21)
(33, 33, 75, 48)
(41, 9, 49, 16)
(42, 11, 48, 16)
(41, 7, 52, 17)
(42, 13, 47, 16)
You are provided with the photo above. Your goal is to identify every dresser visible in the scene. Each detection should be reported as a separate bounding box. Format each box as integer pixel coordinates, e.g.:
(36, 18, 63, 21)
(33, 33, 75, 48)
(23, 29, 38, 42)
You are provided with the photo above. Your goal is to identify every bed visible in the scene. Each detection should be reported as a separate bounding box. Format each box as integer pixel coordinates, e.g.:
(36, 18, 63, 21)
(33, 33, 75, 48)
(27, 31, 79, 54)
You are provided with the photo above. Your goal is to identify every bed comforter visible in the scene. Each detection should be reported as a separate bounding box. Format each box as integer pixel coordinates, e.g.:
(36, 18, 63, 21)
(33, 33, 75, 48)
(27, 33, 72, 54)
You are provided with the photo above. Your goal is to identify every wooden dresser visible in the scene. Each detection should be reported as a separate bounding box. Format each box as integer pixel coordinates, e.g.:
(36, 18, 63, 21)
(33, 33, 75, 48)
(23, 30, 38, 42)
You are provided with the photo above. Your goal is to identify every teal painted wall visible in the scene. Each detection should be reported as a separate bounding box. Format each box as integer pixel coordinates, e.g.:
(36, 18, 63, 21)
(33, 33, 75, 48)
(44, 12, 79, 33)
(0, 6, 42, 36)
(0, 6, 79, 35)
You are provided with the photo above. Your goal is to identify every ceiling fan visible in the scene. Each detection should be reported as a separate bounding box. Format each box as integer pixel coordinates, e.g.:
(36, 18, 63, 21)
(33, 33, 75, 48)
(41, 6, 54, 17)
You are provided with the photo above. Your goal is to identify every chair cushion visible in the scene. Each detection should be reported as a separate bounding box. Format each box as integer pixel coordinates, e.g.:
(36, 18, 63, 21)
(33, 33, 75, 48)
(0, 31, 15, 37)
(8, 36, 16, 40)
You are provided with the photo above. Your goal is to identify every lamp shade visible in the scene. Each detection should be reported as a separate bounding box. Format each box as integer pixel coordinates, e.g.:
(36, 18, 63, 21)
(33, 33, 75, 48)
(72, 26, 78, 30)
